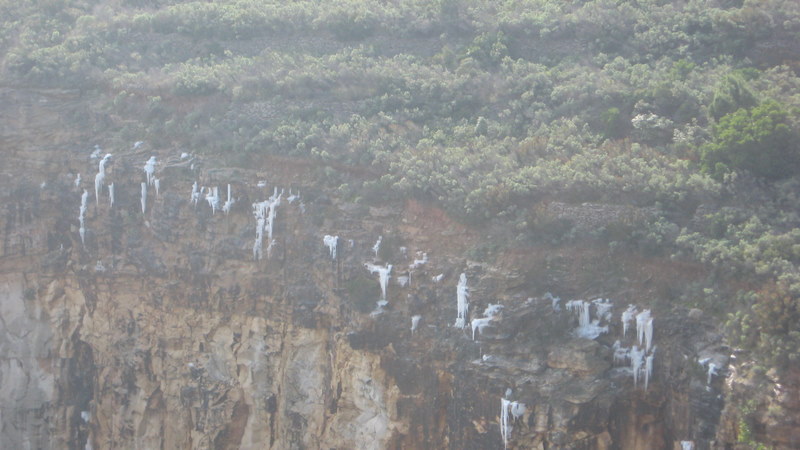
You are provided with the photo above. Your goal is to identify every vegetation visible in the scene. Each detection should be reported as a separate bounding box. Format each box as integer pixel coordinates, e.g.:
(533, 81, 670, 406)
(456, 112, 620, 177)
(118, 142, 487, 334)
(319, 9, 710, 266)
(2, 0, 800, 443)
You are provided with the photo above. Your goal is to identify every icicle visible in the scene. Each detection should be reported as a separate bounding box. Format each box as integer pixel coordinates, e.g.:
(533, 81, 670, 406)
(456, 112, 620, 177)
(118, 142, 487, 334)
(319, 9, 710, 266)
(94, 171, 104, 205)
(453, 273, 470, 328)
(222, 184, 235, 214)
(79, 190, 88, 246)
(411, 315, 421, 333)
(592, 298, 613, 321)
(471, 317, 491, 340)
(613, 341, 630, 365)
(636, 310, 654, 351)
(545, 292, 560, 311)
(144, 156, 157, 185)
(286, 189, 300, 204)
(396, 275, 409, 287)
(365, 263, 392, 300)
(323, 235, 338, 259)
(154, 178, 160, 197)
(252, 190, 281, 260)
(631, 346, 645, 387)
(206, 187, 220, 213)
(645, 353, 654, 390)
(622, 305, 637, 337)
(500, 398, 513, 449)
(74, 173, 81, 187)
(566, 300, 608, 339)
(190, 182, 198, 205)
(99, 153, 111, 174)
(108, 183, 114, 208)
(707, 363, 718, 385)
(510, 402, 526, 420)
(141, 182, 147, 214)
(372, 236, 382, 258)
(409, 252, 428, 269)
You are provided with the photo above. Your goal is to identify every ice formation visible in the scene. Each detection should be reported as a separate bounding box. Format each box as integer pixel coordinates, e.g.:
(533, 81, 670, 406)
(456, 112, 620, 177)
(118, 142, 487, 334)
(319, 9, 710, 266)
(94, 154, 111, 205)
(432, 273, 444, 283)
(286, 189, 300, 204)
(621, 305, 637, 337)
(206, 187, 220, 214)
(396, 275, 409, 287)
(681, 441, 695, 450)
(636, 309, 654, 351)
(154, 178, 161, 197)
(190, 182, 201, 206)
(94, 172, 104, 205)
(365, 263, 392, 301)
(133, 140, 144, 149)
(74, 173, 81, 187)
(471, 304, 504, 340)
(544, 292, 561, 311)
(707, 363, 718, 385)
(181, 152, 189, 159)
(592, 298, 613, 322)
(411, 315, 421, 333)
(372, 236, 382, 258)
(454, 273, 469, 329)
(409, 252, 428, 269)
(141, 182, 147, 213)
(500, 397, 525, 449)
(144, 156, 157, 185)
(222, 184, 234, 214)
(78, 190, 88, 246)
(323, 235, 338, 259)
(108, 183, 114, 208)
(500, 398, 511, 449)
(565, 300, 609, 339)
(252, 189, 282, 260)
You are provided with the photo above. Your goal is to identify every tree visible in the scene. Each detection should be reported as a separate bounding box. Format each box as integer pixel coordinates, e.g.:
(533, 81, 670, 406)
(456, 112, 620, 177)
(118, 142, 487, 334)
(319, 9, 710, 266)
(701, 100, 798, 180)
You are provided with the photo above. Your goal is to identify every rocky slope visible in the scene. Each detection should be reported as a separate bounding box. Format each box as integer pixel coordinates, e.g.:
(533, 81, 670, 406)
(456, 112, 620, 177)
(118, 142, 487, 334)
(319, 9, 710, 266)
(0, 87, 758, 449)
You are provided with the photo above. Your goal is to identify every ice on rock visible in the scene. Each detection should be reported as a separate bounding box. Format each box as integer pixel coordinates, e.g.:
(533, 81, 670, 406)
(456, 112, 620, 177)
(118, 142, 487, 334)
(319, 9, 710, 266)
(545, 292, 561, 311)
(592, 298, 613, 322)
(252, 189, 282, 260)
(500, 397, 525, 449)
(144, 156, 157, 185)
(565, 300, 608, 339)
(108, 183, 114, 208)
(621, 305, 637, 337)
(411, 315, 421, 333)
(190, 182, 200, 206)
(409, 252, 428, 269)
(133, 140, 144, 149)
(206, 187, 220, 214)
(510, 402, 526, 420)
(323, 235, 338, 259)
(707, 363, 718, 385)
(75, 173, 81, 187)
(396, 275, 409, 287)
(154, 178, 161, 197)
(645, 353, 654, 390)
(613, 340, 630, 365)
(500, 398, 511, 449)
(432, 273, 444, 283)
(636, 309, 654, 351)
(372, 236, 382, 258)
(222, 184, 235, 214)
(94, 172, 105, 205)
(454, 273, 469, 329)
(286, 189, 300, 204)
(631, 346, 645, 387)
(365, 263, 392, 301)
(471, 318, 492, 340)
(81, 411, 91, 422)
(78, 190, 88, 246)
(181, 152, 189, 159)
(141, 182, 147, 213)
(483, 304, 503, 318)
(681, 441, 695, 450)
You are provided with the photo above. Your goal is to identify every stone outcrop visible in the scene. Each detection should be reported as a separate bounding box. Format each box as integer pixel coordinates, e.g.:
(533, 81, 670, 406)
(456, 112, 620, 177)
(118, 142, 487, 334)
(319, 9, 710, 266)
(0, 87, 777, 449)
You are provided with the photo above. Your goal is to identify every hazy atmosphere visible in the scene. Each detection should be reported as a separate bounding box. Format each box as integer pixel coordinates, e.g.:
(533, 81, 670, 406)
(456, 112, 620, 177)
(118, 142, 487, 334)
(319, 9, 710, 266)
(1, 0, 799, 448)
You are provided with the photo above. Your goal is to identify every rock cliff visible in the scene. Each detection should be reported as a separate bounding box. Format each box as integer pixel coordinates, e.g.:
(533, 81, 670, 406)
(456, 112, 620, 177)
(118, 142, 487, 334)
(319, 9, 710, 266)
(0, 87, 752, 449)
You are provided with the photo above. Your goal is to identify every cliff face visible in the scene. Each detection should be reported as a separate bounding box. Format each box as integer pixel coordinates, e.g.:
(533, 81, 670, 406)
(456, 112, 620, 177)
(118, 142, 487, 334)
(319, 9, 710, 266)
(0, 87, 744, 449)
